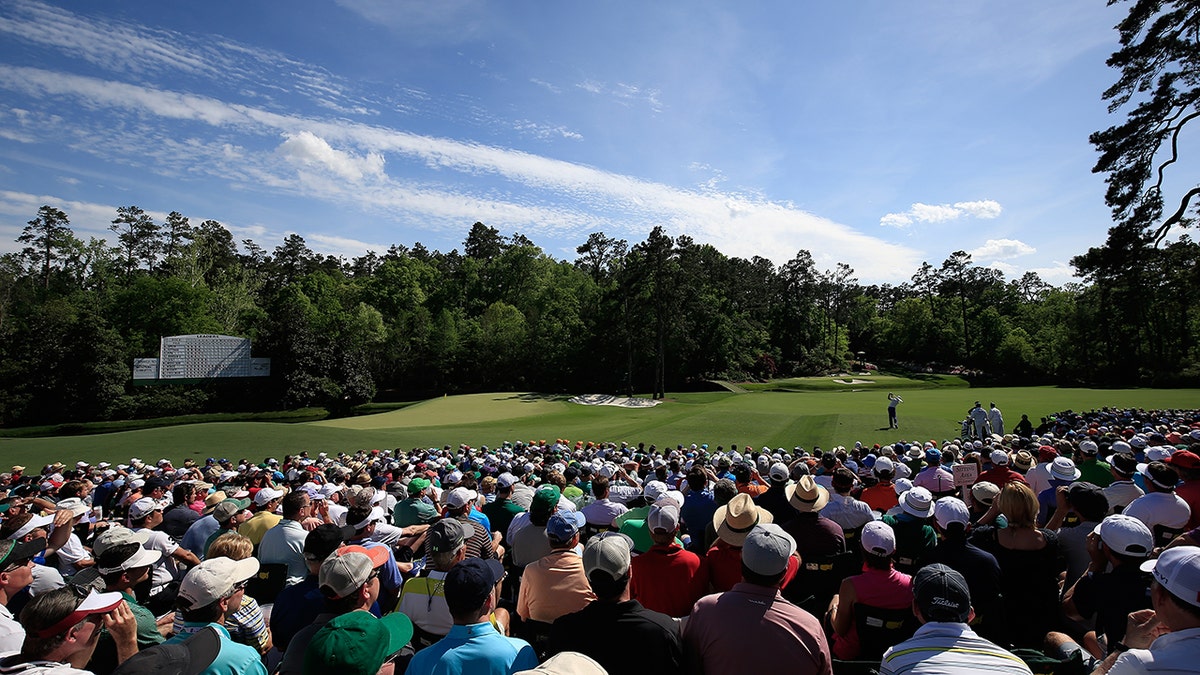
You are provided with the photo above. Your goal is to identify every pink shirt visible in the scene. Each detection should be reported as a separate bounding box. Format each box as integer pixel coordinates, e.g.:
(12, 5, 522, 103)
(833, 566, 913, 659)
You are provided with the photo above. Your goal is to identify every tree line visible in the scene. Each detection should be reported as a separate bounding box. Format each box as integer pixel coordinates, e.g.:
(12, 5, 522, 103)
(1, 205, 1197, 426)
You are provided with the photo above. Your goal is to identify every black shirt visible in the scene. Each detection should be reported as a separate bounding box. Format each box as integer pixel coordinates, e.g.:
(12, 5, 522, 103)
(547, 599, 683, 675)
(1072, 563, 1152, 643)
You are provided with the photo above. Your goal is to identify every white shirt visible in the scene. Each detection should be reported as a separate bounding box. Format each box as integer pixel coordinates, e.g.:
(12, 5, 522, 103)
(1026, 463, 1054, 498)
(1123, 492, 1191, 532)
(1105, 480, 1145, 515)
(1110, 626, 1200, 675)
(881, 622, 1032, 675)
(581, 498, 628, 527)
(53, 533, 90, 577)
(132, 528, 180, 590)
(0, 606, 23, 654)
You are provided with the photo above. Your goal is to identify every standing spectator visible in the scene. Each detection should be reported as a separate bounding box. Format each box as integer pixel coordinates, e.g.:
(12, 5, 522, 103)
(404, 558, 538, 675)
(988, 402, 1004, 436)
(630, 501, 707, 617)
(684, 524, 832, 675)
(1092, 546, 1200, 675)
(887, 394, 903, 430)
(1014, 414, 1034, 438)
(880, 564, 1032, 675)
(547, 532, 683, 674)
(970, 402, 990, 439)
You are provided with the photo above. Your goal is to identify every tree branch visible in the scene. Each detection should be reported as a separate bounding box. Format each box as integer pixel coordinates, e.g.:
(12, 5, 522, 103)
(1153, 184, 1200, 244)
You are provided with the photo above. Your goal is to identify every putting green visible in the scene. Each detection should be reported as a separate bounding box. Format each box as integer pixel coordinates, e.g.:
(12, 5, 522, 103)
(1, 386, 1196, 466)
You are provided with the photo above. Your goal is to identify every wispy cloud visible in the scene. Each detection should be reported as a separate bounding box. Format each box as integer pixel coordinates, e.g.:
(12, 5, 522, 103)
(512, 120, 583, 141)
(880, 199, 1002, 228)
(968, 238, 1035, 261)
(575, 79, 664, 113)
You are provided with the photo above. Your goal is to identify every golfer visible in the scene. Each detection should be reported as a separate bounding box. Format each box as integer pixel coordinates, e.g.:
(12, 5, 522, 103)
(888, 393, 903, 429)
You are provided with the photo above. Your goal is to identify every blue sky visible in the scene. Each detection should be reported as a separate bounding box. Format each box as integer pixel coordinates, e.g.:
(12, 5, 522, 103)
(0, 1, 1128, 285)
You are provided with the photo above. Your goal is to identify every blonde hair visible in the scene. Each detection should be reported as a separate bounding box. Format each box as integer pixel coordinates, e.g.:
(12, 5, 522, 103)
(997, 482, 1038, 529)
(208, 532, 253, 560)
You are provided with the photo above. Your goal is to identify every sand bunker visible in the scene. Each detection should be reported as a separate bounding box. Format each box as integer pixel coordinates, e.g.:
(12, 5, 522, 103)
(834, 378, 874, 384)
(569, 394, 662, 408)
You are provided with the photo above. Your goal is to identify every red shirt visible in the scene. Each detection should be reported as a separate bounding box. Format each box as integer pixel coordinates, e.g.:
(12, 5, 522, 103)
(630, 543, 709, 617)
(706, 539, 799, 594)
(977, 466, 1029, 489)
(1177, 479, 1200, 529)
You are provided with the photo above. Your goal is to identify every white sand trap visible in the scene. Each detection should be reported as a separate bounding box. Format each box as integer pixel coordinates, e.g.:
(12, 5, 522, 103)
(834, 378, 874, 384)
(569, 394, 662, 408)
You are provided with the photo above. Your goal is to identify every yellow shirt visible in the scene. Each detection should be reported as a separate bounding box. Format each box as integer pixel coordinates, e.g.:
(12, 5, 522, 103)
(237, 511, 282, 547)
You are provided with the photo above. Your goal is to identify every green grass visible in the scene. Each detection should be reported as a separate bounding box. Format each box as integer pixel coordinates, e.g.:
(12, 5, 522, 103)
(0, 385, 1196, 467)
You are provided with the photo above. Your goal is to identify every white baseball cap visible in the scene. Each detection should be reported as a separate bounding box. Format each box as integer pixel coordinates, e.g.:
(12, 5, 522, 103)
(1141, 546, 1200, 608)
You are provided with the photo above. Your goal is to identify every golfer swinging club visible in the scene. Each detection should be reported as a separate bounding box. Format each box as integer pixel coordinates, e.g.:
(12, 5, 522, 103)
(888, 393, 902, 429)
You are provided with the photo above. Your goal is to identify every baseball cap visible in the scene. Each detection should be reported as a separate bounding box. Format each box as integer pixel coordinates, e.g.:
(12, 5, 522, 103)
(303, 610, 413, 675)
(741, 523, 796, 577)
(407, 477, 431, 494)
(445, 487, 478, 510)
(1140, 546, 1200, 608)
(1141, 461, 1180, 490)
(1108, 453, 1138, 476)
(861, 521, 897, 556)
(583, 532, 634, 580)
(924, 448, 942, 464)
(545, 510, 586, 542)
(128, 498, 161, 520)
(768, 463, 790, 483)
(933, 497, 970, 530)
(319, 550, 377, 600)
(530, 485, 561, 516)
(646, 501, 681, 534)
(92, 526, 151, 557)
(30, 587, 125, 639)
(96, 539, 163, 575)
(514, 652, 607, 675)
(111, 626, 221, 675)
(970, 481, 1001, 506)
(913, 563, 972, 623)
(496, 473, 518, 489)
(213, 499, 250, 524)
(427, 519, 473, 554)
(444, 558, 505, 615)
(643, 480, 669, 501)
(873, 457, 895, 476)
(177, 557, 259, 610)
(1093, 514, 1153, 557)
(989, 449, 1009, 466)
(254, 487, 284, 506)
(1166, 450, 1200, 471)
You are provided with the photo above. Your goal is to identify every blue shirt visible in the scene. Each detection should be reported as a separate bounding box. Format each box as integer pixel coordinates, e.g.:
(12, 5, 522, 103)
(680, 490, 717, 546)
(270, 574, 323, 651)
(182, 514, 220, 559)
(404, 621, 538, 675)
(166, 622, 267, 675)
(467, 508, 492, 534)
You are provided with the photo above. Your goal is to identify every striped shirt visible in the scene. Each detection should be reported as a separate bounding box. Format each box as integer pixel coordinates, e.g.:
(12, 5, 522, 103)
(881, 622, 1032, 675)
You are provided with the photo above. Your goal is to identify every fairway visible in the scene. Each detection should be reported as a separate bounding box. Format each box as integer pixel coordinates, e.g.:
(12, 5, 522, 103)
(1, 386, 1197, 467)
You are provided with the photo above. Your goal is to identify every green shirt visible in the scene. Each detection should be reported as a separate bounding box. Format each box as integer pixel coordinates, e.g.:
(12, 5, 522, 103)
(394, 497, 439, 527)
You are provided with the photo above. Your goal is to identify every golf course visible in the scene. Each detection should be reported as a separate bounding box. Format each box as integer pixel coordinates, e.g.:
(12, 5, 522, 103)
(1, 375, 1197, 467)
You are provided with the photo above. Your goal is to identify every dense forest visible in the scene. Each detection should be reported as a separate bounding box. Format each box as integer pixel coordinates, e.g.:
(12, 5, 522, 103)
(1, 205, 1198, 426)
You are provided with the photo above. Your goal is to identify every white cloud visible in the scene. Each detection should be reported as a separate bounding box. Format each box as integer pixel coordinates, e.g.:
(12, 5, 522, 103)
(58, 176, 80, 186)
(512, 120, 583, 141)
(968, 238, 1036, 261)
(277, 131, 385, 182)
(880, 199, 1003, 228)
(305, 232, 388, 259)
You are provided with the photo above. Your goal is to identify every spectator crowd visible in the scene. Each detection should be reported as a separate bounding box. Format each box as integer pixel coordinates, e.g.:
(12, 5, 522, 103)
(0, 405, 1197, 675)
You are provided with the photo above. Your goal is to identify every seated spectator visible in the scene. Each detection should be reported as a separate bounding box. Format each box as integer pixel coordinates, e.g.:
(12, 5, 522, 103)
(258, 490, 312, 587)
(480, 474, 525, 544)
(1091, 546, 1200, 675)
(579, 477, 627, 528)
(861, 457, 899, 514)
(1048, 514, 1154, 666)
(881, 487, 938, 574)
(0, 537, 45, 653)
(630, 500, 707, 617)
(175, 534, 271, 656)
(1104, 452, 1144, 515)
(822, 468, 875, 533)
(685, 524, 832, 675)
(202, 499, 250, 558)
(404, 558, 538, 674)
(977, 450, 1028, 488)
(922, 497, 1003, 641)
(1047, 481, 1110, 589)
(880, 564, 1032, 675)
(547, 532, 683, 673)
(516, 511, 594, 625)
(508, 486, 560, 568)
(166, 557, 267, 675)
(237, 488, 284, 549)
(970, 481, 1065, 649)
(271, 524, 344, 653)
(303, 609, 413, 675)
(1123, 461, 1191, 538)
(1166, 450, 1200, 529)
(394, 478, 439, 528)
(827, 521, 914, 660)
(4, 587, 137, 674)
(397, 519, 487, 646)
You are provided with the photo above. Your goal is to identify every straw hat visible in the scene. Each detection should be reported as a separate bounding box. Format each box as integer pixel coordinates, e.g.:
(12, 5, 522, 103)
(785, 475, 830, 513)
(712, 493, 773, 546)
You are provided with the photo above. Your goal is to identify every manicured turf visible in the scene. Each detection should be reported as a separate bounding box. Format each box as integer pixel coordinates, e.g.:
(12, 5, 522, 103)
(1, 386, 1196, 467)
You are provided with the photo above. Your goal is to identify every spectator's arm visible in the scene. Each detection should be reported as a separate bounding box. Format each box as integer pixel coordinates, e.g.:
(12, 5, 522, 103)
(45, 509, 75, 554)
(1046, 486, 1071, 531)
(171, 546, 201, 568)
(829, 577, 857, 637)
